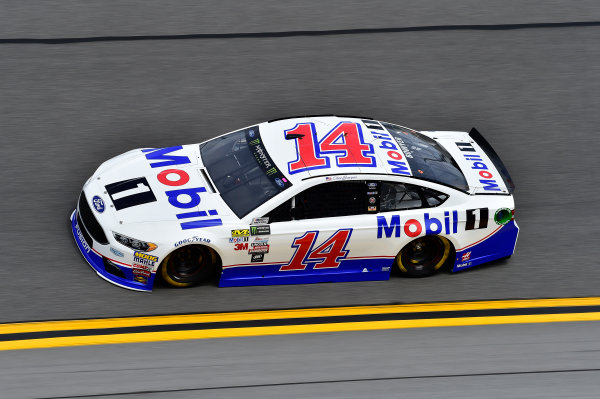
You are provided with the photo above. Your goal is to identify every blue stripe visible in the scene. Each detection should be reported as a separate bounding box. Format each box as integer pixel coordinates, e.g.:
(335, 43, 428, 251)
(176, 211, 208, 219)
(180, 218, 224, 229)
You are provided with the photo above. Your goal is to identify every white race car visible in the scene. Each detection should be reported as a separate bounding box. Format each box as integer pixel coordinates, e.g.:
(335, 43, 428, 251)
(71, 116, 518, 291)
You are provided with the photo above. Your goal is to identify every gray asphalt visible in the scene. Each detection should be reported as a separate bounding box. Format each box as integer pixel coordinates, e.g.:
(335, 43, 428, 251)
(3, 322, 600, 398)
(1, 2, 600, 324)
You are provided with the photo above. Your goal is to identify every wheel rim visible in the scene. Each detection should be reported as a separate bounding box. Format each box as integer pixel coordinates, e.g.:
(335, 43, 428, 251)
(397, 236, 450, 274)
(163, 246, 210, 285)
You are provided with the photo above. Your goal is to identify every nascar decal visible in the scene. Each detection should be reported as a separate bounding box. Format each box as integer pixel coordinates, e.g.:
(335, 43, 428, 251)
(366, 122, 412, 176)
(377, 211, 458, 238)
(142, 147, 223, 230)
(286, 122, 376, 174)
(455, 141, 501, 191)
(280, 229, 352, 271)
(105, 177, 157, 210)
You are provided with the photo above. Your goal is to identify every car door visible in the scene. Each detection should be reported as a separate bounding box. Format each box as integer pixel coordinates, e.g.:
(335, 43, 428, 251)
(246, 180, 394, 284)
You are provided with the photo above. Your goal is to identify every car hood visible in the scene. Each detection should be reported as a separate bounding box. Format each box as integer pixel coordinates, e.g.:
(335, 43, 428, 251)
(84, 145, 236, 226)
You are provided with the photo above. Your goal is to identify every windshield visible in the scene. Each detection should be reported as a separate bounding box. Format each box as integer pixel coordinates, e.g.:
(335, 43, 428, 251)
(382, 123, 469, 192)
(200, 126, 293, 218)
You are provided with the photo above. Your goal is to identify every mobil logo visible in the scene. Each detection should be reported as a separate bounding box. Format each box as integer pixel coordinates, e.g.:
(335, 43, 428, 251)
(142, 146, 223, 230)
(455, 142, 501, 192)
(377, 211, 458, 239)
(366, 128, 412, 176)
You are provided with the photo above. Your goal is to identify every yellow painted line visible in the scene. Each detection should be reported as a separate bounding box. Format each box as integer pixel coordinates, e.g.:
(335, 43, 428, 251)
(2, 312, 600, 351)
(2, 297, 600, 335)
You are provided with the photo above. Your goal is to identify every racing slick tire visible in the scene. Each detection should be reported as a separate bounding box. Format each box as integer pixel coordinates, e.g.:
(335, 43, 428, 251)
(160, 245, 219, 287)
(395, 235, 451, 277)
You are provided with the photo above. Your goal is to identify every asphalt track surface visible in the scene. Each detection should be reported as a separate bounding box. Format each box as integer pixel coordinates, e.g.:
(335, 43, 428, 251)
(3, 322, 600, 398)
(1, 2, 600, 396)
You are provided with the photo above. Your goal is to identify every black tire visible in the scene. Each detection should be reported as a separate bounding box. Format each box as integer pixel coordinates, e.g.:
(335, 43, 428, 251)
(160, 245, 218, 288)
(395, 236, 451, 277)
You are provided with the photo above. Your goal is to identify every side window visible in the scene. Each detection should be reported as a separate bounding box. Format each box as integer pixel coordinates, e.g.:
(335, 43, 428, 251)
(295, 181, 369, 220)
(380, 182, 423, 211)
(265, 198, 293, 223)
(422, 187, 449, 207)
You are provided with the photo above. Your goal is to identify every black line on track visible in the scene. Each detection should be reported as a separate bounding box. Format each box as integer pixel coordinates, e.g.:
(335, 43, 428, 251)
(3, 305, 600, 342)
(35, 368, 600, 398)
(1, 21, 599, 45)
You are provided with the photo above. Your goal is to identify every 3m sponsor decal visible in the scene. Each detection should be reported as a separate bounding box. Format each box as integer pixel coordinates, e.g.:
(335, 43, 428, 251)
(133, 251, 159, 266)
(231, 229, 250, 237)
(377, 211, 458, 239)
(251, 253, 264, 263)
(142, 147, 223, 230)
(248, 244, 269, 254)
(280, 229, 352, 271)
(105, 177, 157, 211)
(250, 225, 270, 236)
(465, 208, 489, 230)
(229, 237, 249, 243)
(234, 243, 249, 251)
(455, 141, 502, 191)
(174, 236, 210, 247)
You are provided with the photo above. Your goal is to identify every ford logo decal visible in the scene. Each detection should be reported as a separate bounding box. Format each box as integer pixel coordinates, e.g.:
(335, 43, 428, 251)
(92, 196, 105, 213)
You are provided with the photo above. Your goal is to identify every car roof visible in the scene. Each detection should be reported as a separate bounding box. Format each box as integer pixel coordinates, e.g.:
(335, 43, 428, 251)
(258, 115, 414, 186)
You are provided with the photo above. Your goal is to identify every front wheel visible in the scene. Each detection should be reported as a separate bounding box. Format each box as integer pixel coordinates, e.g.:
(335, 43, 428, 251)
(395, 236, 451, 277)
(160, 245, 218, 288)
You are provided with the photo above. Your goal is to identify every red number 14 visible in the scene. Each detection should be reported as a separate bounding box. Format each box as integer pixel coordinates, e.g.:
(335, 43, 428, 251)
(280, 229, 353, 271)
(286, 122, 375, 174)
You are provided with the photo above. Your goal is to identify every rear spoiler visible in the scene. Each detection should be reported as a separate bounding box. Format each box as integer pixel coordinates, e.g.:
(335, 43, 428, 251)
(469, 128, 515, 194)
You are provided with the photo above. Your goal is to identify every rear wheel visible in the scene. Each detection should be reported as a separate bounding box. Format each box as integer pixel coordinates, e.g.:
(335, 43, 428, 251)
(395, 236, 451, 277)
(160, 245, 218, 288)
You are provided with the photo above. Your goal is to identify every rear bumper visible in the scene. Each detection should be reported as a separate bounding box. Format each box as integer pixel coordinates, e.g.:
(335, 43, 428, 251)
(452, 219, 519, 272)
(71, 210, 155, 292)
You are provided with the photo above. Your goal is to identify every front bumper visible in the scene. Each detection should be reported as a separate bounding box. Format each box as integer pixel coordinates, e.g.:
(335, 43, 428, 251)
(71, 210, 155, 292)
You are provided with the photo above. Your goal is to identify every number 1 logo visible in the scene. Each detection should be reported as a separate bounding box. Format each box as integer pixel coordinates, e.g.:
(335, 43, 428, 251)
(280, 229, 353, 271)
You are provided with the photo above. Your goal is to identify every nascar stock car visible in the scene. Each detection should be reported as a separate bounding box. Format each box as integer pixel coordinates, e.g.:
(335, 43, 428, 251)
(71, 116, 518, 292)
